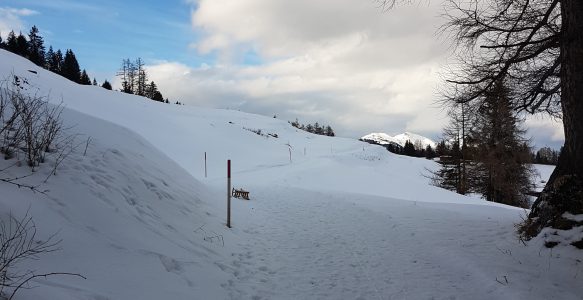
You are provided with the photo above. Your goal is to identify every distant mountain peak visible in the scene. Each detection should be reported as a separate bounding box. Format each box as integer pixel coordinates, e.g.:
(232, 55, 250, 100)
(360, 132, 437, 148)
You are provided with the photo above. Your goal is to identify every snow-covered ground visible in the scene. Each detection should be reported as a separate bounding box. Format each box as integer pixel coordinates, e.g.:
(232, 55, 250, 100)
(0, 50, 581, 299)
(533, 164, 555, 192)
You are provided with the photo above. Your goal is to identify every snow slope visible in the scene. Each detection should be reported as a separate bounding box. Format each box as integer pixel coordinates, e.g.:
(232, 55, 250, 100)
(0, 50, 581, 299)
(1, 107, 232, 299)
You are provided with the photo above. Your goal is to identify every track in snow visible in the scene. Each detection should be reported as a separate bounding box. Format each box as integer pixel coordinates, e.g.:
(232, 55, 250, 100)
(211, 185, 582, 300)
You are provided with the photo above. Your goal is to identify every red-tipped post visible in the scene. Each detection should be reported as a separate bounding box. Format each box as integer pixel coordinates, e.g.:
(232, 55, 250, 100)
(227, 159, 231, 228)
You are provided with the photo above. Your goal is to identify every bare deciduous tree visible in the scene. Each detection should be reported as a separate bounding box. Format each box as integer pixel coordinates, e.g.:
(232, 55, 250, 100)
(438, 0, 583, 239)
(379, 0, 582, 239)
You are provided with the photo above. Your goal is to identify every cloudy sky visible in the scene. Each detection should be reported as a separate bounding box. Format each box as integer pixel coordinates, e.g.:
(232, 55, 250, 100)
(0, 0, 564, 148)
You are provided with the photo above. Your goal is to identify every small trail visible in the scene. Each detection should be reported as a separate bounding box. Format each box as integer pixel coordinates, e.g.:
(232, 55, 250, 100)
(214, 184, 582, 300)
(219, 187, 481, 299)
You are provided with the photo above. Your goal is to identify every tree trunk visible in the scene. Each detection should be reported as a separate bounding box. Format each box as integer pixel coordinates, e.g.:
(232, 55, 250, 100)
(558, 0, 583, 180)
(528, 0, 583, 226)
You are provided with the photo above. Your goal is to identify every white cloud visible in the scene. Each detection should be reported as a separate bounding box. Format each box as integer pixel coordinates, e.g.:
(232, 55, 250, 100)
(0, 7, 39, 38)
(146, 0, 563, 147)
(525, 115, 564, 149)
(146, 56, 445, 139)
(191, 0, 442, 61)
(181, 0, 450, 138)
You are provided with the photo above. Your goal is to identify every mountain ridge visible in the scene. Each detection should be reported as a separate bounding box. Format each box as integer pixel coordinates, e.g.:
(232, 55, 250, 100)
(361, 131, 437, 149)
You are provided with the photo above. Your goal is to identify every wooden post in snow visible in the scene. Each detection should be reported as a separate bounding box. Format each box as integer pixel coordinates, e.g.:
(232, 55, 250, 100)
(227, 159, 231, 228)
(204, 152, 207, 178)
(285, 142, 292, 163)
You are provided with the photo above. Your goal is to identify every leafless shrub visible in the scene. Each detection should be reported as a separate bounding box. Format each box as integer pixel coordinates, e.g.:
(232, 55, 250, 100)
(12, 91, 65, 170)
(0, 75, 75, 191)
(0, 76, 85, 298)
(0, 211, 85, 299)
(0, 83, 23, 161)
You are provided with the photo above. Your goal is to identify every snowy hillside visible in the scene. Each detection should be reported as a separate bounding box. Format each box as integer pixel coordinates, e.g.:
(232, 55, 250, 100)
(361, 131, 437, 148)
(0, 49, 582, 300)
(1, 108, 231, 299)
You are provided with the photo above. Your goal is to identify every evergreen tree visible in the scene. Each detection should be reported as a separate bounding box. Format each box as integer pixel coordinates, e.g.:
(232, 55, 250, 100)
(288, 119, 335, 137)
(92, 78, 98, 86)
(0, 35, 4, 49)
(5, 31, 17, 53)
(313, 122, 323, 135)
(431, 104, 473, 196)
(79, 69, 91, 85)
(534, 147, 560, 165)
(433, 103, 476, 194)
(325, 125, 335, 137)
(385, 143, 402, 154)
(290, 118, 300, 129)
(403, 140, 416, 157)
(61, 49, 81, 83)
(15, 32, 28, 57)
(53, 49, 64, 74)
(45, 46, 55, 70)
(145, 81, 164, 101)
(152, 90, 164, 102)
(101, 80, 112, 90)
(27, 25, 45, 66)
(430, 140, 464, 193)
(414, 140, 425, 157)
(435, 140, 448, 157)
(145, 81, 156, 99)
(425, 145, 436, 159)
(472, 80, 533, 208)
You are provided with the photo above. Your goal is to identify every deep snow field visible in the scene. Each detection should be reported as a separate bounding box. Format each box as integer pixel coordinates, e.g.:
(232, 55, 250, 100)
(0, 50, 581, 299)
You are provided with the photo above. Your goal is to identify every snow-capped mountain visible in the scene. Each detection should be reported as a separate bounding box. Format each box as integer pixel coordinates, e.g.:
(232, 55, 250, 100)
(360, 132, 399, 146)
(361, 131, 437, 149)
